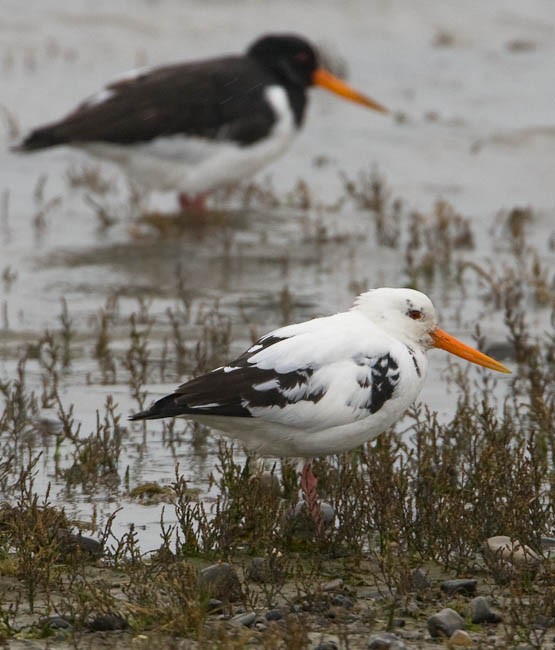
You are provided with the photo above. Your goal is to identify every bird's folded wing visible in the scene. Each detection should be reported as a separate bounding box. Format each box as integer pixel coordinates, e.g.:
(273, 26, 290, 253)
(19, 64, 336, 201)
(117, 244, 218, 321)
(19, 57, 277, 149)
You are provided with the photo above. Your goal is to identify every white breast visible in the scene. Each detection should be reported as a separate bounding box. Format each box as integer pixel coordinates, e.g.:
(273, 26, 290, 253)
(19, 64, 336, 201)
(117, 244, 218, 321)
(78, 85, 297, 194)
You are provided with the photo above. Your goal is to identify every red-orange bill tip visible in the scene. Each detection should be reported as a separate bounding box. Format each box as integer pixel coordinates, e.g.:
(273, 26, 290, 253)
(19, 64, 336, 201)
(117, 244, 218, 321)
(431, 327, 511, 374)
(312, 68, 389, 114)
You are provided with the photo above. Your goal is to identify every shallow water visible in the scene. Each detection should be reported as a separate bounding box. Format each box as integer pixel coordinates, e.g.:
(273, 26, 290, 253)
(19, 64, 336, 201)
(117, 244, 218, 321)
(1, 0, 554, 551)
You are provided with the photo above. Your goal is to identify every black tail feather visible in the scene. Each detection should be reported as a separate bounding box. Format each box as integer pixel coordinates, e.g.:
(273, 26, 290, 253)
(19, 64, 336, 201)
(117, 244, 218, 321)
(15, 126, 66, 152)
(129, 393, 190, 422)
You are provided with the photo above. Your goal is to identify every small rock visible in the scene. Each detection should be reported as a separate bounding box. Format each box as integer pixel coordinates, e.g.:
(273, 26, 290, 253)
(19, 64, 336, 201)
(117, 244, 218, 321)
(207, 599, 224, 613)
(199, 562, 241, 601)
(441, 579, 478, 597)
(449, 629, 473, 646)
(58, 531, 103, 559)
(315, 642, 339, 650)
(88, 613, 128, 631)
(288, 500, 335, 535)
(230, 611, 256, 627)
(409, 567, 431, 592)
(483, 536, 541, 582)
(368, 632, 408, 649)
(39, 616, 72, 630)
(251, 470, 281, 497)
(427, 608, 466, 638)
(331, 594, 353, 609)
(469, 596, 502, 624)
(246, 556, 284, 584)
(322, 578, 343, 592)
(265, 609, 283, 621)
(532, 614, 553, 630)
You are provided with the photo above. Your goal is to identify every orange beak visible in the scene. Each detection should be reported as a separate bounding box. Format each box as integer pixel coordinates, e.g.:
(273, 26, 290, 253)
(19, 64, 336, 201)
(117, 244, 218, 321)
(431, 327, 511, 374)
(312, 68, 389, 113)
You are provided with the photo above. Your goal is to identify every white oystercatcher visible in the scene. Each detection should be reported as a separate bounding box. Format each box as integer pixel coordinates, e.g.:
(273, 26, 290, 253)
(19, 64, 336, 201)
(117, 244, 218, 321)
(130, 288, 510, 530)
(15, 33, 387, 212)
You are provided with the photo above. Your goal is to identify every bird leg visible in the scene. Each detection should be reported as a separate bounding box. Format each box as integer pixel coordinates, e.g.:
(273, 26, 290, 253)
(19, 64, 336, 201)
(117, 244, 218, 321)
(178, 192, 207, 213)
(300, 461, 324, 535)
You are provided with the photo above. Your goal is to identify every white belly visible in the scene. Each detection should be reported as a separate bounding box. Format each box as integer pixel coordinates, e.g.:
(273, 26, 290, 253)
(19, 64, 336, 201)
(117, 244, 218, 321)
(78, 85, 297, 194)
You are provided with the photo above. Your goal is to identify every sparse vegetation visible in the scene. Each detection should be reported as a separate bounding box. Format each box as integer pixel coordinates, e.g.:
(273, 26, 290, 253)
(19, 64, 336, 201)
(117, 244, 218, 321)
(0, 172, 554, 648)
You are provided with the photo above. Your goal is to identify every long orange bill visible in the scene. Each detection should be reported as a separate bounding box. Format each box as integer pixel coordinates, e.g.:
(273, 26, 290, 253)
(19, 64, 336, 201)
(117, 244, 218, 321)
(312, 68, 389, 113)
(431, 327, 511, 374)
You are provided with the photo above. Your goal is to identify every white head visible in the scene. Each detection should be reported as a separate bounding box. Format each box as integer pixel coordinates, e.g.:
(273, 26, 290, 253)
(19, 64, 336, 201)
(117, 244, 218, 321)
(353, 288, 438, 347)
(352, 287, 511, 373)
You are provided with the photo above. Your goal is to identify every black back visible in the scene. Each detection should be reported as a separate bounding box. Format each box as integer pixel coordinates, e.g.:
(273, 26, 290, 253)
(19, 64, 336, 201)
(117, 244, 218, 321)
(18, 34, 320, 151)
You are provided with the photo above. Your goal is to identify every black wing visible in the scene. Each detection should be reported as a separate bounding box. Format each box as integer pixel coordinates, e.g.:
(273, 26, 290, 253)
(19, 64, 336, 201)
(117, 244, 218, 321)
(18, 56, 283, 150)
(130, 335, 324, 422)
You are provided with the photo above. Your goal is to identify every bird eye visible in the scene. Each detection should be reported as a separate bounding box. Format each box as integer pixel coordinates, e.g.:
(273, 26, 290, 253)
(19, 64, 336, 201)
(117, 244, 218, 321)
(295, 51, 309, 62)
(408, 310, 423, 320)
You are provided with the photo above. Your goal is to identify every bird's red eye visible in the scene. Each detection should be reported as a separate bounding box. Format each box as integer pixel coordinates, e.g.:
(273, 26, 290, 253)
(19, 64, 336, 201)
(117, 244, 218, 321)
(295, 51, 310, 62)
(408, 310, 423, 320)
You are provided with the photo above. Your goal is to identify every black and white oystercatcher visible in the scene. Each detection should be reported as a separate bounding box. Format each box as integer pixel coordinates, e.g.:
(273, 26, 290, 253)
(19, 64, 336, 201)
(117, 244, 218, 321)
(130, 288, 510, 531)
(16, 33, 387, 211)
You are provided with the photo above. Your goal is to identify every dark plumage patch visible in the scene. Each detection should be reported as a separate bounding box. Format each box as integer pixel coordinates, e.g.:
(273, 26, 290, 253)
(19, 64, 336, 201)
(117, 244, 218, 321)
(406, 345, 421, 377)
(18, 45, 310, 152)
(350, 353, 400, 414)
(130, 334, 323, 421)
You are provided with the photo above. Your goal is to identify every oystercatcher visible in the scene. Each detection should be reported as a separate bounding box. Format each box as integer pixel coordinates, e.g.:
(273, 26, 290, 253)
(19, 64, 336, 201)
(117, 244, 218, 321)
(130, 288, 510, 531)
(15, 33, 387, 211)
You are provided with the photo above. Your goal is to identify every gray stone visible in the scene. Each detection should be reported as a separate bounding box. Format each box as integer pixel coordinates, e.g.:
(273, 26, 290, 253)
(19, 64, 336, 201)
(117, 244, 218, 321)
(322, 578, 343, 592)
(39, 616, 72, 630)
(449, 629, 473, 646)
(291, 500, 335, 531)
(265, 609, 283, 621)
(230, 611, 256, 627)
(199, 562, 241, 601)
(469, 596, 502, 624)
(483, 536, 541, 583)
(409, 567, 431, 592)
(87, 613, 128, 631)
(440, 579, 478, 597)
(331, 594, 353, 608)
(246, 556, 284, 584)
(427, 607, 466, 638)
(367, 632, 408, 649)
(207, 598, 224, 613)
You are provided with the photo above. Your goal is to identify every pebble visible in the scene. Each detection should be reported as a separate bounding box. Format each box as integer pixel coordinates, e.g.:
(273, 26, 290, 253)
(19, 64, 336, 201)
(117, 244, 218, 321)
(484, 536, 540, 567)
(199, 562, 241, 601)
(265, 609, 283, 621)
(367, 632, 408, 649)
(207, 599, 225, 613)
(315, 642, 338, 650)
(331, 594, 353, 609)
(483, 536, 541, 582)
(39, 616, 72, 630)
(87, 613, 128, 631)
(427, 608, 466, 638)
(409, 567, 431, 592)
(58, 531, 103, 559)
(251, 470, 281, 497)
(322, 578, 343, 592)
(449, 629, 473, 646)
(230, 611, 256, 627)
(290, 500, 335, 533)
(469, 596, 502, 624)
(246, 556, 283, 584)
(440, 579, 478, 597)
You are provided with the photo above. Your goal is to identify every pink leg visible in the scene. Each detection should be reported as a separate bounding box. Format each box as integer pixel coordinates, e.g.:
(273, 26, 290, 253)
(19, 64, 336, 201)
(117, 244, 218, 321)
(178, 192, 207, 212)
(300, 461, 324, 536)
